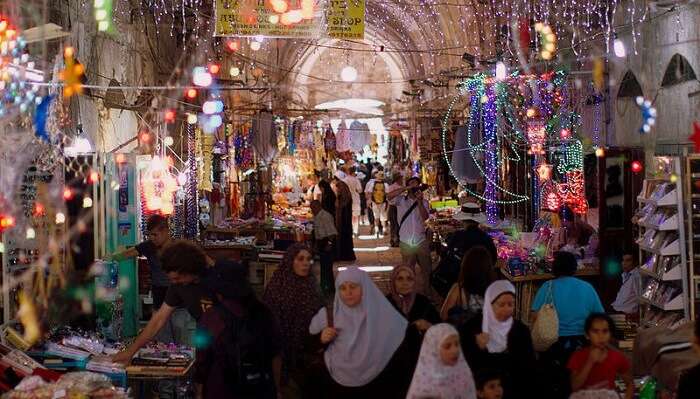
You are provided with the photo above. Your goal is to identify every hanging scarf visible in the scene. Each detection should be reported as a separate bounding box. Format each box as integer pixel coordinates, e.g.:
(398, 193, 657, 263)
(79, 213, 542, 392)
(389, 265, 417, 316)
(262, 244, 323, 367)
(482, 280, 516, 353)
(407, 323, 477, 399)
(309, 267, 407, 387)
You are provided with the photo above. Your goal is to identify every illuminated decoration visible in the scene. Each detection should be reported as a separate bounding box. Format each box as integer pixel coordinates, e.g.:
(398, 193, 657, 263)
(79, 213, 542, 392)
(250, 41, 261, 51)
(527, 118, 546, 155)
(341, 66, 358, 82)
(63, 188, 73, 200)
(229, 66, 241, 77)
(442, 68, 588, 220)
(635, 96, 657, 134)
(164, 109, 176, 123)
(613, 35, 626, 58)
(631, 160, 643, 173)
(690, 122, 700, 153)
(55, 212, 65, 224)
(185, 88, 198, 99)
(536, 163, 553, 181)
(559, 170, 588, 214)
(0, 214, 15, 231)
(535, 22, 556, 60)
(226, 39, 240, 51)
(192, 66, 212, 87)
(593, 57, 605, 92)
(163, 136, 174, 146)
(495, 61, 507, 80)
(542, 183, 561, 212)
(301, 0, 314, 19)
(0, 18, 42, 118)
(193, 65, 225, 134)
(595, 147, 605, 157)
(115, 153, 127, 164)
(59, 47, 85, 98)
(187, 113, 198, 124)
(94, 0, 114, 32)
(141, 156, 178, 215)
(271, 0, 288, 13)
(208, 64, 221, 75)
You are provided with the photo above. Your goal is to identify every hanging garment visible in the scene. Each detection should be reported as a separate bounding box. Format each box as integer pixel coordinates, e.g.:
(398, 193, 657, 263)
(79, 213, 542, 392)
(348, 120, 370, 152)
(336, 121, 352, 153)
(451, 125, 482, 184)
(252, 111, 277, 165)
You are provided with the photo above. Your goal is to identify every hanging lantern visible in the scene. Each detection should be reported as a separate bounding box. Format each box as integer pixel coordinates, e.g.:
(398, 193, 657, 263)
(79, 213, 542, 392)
(141, 156, 178, 215)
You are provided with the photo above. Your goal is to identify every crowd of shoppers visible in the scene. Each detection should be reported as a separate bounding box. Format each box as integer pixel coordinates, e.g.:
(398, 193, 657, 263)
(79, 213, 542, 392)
(111, 176, 700, 399)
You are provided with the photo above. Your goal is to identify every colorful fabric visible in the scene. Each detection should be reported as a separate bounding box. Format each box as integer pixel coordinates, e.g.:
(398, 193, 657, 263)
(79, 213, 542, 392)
(389, 265, 417, 316)
(407, 323, 477, 399)
(482, 280, 516, 353)
(309, 267, 407, 387)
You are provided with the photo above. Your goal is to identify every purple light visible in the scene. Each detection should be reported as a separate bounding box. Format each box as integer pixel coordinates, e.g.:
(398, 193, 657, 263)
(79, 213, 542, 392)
(483, 85, 498, 225)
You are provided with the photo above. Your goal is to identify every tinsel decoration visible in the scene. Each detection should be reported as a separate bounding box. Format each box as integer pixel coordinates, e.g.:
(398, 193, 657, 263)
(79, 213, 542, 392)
(287, 122, 296, 154)
(185, 124, 199, 239)
(237, 126, 255, 170)
(196, 128, 214, 192)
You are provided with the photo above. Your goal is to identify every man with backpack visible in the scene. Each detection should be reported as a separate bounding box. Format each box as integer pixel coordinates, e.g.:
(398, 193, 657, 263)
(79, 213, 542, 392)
(388, 176, 432, 295)
(195, 262, 282, 399)
(364, 170, 388, 236)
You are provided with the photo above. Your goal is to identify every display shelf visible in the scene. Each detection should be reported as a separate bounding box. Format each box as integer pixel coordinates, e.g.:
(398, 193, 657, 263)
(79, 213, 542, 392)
(636, 188, 679, 207)
(638, 239, 681, 256)
(640, 265, 683, 281)
(640, 295, 684, 311)
(635, 156, 690, 324)
(686, 155, 700, 320)
(638, 213, 679, 231)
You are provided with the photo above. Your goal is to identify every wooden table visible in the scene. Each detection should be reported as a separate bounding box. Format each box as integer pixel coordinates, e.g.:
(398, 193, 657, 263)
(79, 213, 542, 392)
(500, 267, 600, 324)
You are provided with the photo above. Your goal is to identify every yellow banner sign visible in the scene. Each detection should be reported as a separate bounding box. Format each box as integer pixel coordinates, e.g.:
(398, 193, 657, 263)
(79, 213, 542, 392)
(214, 0, 364, 39)
(327, 0, 364, 39)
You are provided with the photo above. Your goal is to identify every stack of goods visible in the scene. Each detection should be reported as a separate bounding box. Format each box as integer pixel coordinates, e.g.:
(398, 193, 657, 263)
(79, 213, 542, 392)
(641, 255, 681, 277)
(202, 235, 257, 247)
(637, 231, 678, 251)
(126, 343, 193, 376)
(0, 343, 59, 392)
(2, 372, 127, 399)
(610, 314, 637, 351)
(640, 308, 683, 329)
(641, 280, 682, 307)
(25, 328, 126, 387)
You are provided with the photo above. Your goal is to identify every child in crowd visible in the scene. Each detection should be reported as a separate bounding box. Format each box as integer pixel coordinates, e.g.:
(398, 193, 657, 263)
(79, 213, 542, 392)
(567, 313, 633, 399)
(475, 370, 504, 399)
(406, 323, 477, 399)
(676, 319, 700, 398)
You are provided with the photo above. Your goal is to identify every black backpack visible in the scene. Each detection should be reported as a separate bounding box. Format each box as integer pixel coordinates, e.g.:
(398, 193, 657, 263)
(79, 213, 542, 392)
(217, 305, 275, 398)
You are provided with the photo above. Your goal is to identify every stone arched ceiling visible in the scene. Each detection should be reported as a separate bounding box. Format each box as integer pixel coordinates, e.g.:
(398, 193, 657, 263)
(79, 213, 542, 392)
(269, 0, 491, 113)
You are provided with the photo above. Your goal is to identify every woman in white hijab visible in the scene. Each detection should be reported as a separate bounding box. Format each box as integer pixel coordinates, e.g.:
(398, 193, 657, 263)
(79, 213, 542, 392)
(308, 266, 410, 398)
(459, 280, 536, 399)
(407, 323, 477, 399)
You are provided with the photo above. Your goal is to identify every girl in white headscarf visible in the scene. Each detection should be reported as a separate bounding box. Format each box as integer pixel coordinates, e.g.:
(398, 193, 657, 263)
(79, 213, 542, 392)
(308, 266, 410, 398)
(460, 280, 536, 399)
(407, 323, 477, 399)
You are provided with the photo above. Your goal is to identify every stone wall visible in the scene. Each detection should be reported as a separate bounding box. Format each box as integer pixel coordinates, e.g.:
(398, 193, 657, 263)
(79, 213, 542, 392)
(611, 3, 700, 152)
